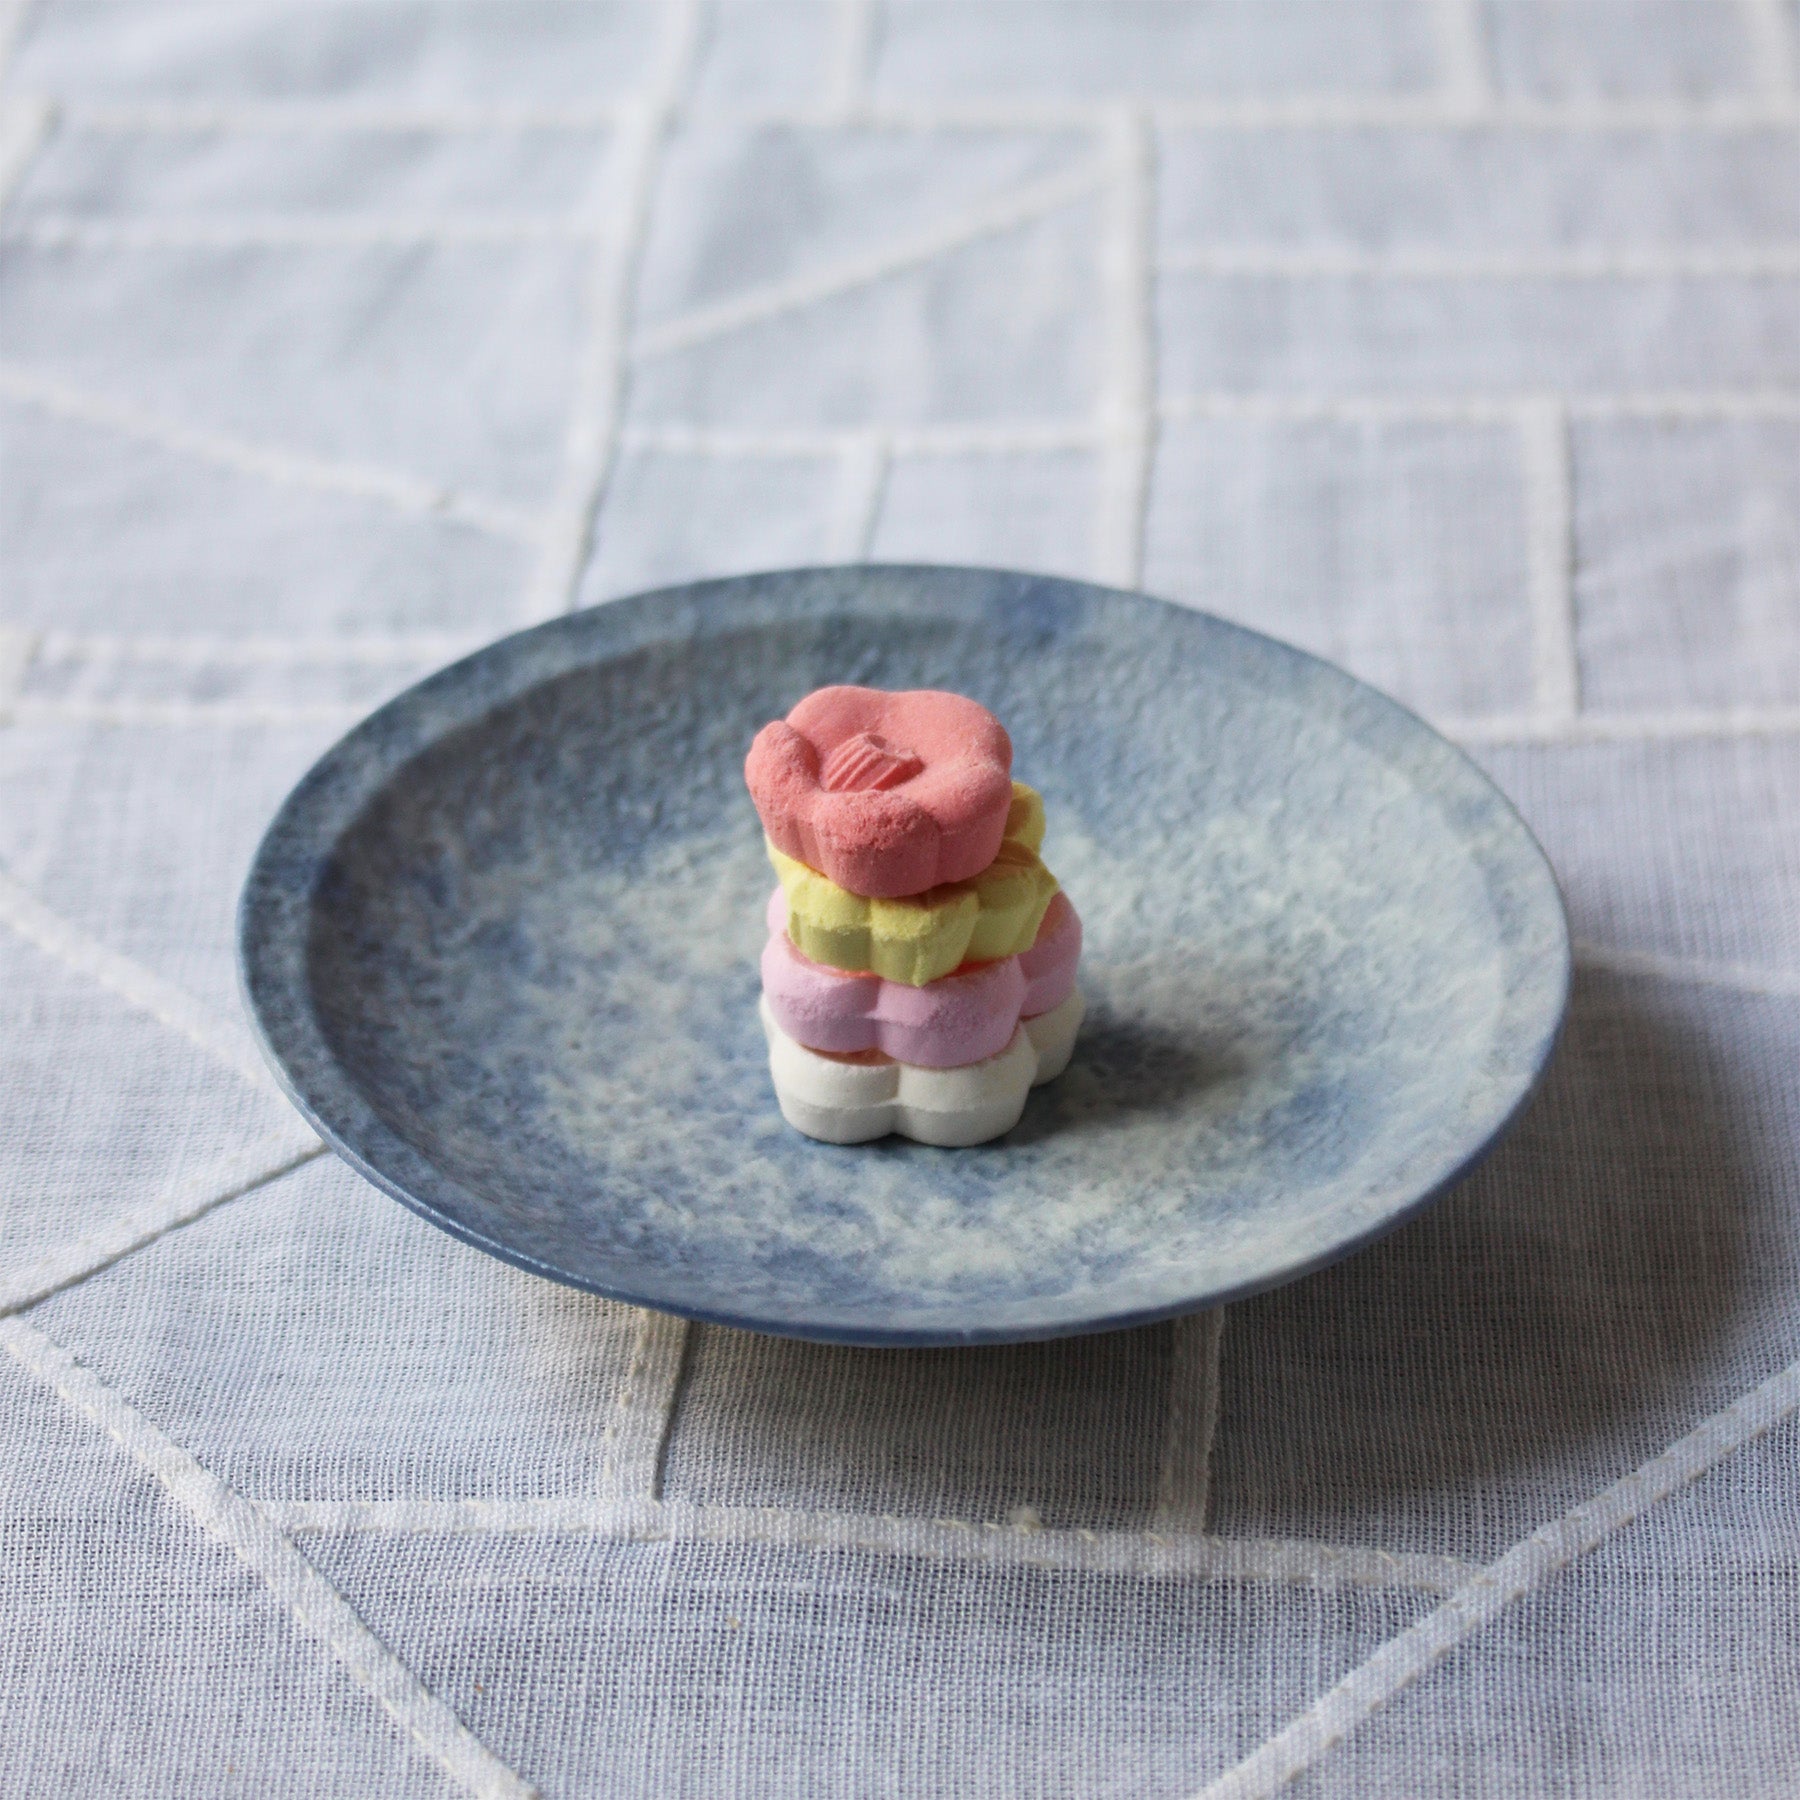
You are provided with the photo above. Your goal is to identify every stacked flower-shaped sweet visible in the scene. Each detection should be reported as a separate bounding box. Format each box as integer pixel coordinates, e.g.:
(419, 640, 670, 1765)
(746, 686, 1082, 1146)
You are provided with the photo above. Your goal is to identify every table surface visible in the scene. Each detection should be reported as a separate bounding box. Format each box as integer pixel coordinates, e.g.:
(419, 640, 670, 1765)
(2, 3, 1798, 1796)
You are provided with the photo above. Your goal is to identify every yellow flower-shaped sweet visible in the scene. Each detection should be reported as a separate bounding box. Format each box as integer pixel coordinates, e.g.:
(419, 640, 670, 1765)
(768, 785, 1059, 987)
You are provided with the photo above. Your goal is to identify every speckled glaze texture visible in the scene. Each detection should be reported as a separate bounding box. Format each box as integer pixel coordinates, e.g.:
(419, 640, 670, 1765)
(239, 566, 1570, 1346)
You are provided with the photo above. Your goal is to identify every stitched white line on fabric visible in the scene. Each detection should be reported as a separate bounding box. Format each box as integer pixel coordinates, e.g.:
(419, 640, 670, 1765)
(0, 1317, 539, 1800)
(791, 98, 1098, 133)
(823, 0, 877, 123)
(0, 362, 540, 543)
(1430, 0, 1493, 115)
(524, 1, 702, 622)
(35, 630, 485, 667)
(48, 99, 1074, 138)
(1151, 96, 1800, 132)
(631, 159, 1105, 361)
(264, 1495, 1478, 1597)
(1154, 1309, 1225, 1532)
(0, 1136, 322, 1318)
(0, 623, 37, 724)
(1194, 1355, 1800, 1800)
(5, 213, 604, 248)
(1742, 0, 1800, 103)
(1572, 390, 1800, 420)
(826, 433, 891, 561)
(1518, 398, 1580, 725)
(1574, 941, 1800, 1002)
(623, 419, 1101, 457)
(1163, 389, 1800, 425)
(38, 222, 1799, 272)
(0, 97, 51, 218)
(53, 96, 1800, 137)
(1093, 109, 1156, 590)
(13, 696, 371, 728)
(1158, 245, 1800, 279)
(1442, 702, 1800, 745)
(61, 101, 629, 134)
(595, 1313, 693, 1503)
(0, 864, 281, 1096)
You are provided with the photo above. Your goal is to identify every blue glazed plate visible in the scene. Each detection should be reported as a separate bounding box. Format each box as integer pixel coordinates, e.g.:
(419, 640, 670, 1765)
(240, 567, 1569, 1346)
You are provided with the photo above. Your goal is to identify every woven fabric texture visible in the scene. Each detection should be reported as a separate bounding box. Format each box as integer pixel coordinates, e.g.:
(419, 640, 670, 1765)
(2, 2, 1799, 1795)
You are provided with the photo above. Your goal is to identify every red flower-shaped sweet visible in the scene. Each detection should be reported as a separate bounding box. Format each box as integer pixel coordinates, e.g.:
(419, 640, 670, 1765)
(745, 686, 1014, 898)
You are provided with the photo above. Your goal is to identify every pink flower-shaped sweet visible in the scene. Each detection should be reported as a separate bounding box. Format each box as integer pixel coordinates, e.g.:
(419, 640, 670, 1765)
(745, 686, 1014, 898)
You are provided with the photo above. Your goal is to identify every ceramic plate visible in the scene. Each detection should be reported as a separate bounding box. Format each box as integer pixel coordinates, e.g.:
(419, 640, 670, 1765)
(240, 566, 1569, 1345)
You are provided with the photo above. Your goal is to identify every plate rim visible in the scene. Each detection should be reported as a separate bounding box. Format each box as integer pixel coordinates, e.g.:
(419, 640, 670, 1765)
(238, 563, 1572, 1346)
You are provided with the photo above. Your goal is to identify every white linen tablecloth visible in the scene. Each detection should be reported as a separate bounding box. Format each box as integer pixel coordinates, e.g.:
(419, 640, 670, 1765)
(2, 2, 1798, 1794)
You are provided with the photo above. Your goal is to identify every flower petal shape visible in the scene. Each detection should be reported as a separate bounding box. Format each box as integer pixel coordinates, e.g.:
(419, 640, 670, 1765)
(745, 686, 1015, 898)
(761, 890, 1082, 1068)
(760, 989, 1084, 1147)
(767, 785, 1058, 987)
